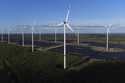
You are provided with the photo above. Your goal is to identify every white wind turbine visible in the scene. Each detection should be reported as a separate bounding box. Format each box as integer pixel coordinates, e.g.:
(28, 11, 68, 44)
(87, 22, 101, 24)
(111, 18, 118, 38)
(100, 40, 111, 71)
(76, 31, 80, 45)
(57, 7, 74, 69)
(105, 25, 110, 52)
(31, 23, 34, 52)
(71, 28, 80, 46)
(22, 25, 26, 47)
(105, 24, 119, 52)
(54, 28, 57, 43)
(1, 29, 3, 42)
(7, 28, 10, 44)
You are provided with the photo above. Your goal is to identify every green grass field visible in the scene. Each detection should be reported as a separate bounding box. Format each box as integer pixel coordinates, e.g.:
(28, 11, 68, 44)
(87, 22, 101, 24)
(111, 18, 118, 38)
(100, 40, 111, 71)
(1, 34, 125, 82)
(0, 42, 83, 82)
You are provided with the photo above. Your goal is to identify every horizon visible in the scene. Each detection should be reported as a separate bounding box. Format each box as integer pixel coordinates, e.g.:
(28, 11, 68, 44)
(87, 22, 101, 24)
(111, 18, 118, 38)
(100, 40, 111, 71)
(0, 0, 125, 33)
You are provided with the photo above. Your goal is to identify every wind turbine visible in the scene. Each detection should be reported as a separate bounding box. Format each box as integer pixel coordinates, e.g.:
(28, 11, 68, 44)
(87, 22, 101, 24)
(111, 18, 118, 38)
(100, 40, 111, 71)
(31, 21, 37, 52)
(105, 25, 110, 52)
(31, 24, 34, 52)
(105, 24, 120, 52)
(54, 28, 57, 43)
(1, 29, 3, 42)
(7, 28, 10, 44)
(22, 25, 25, 47)
(57, 7, 74, 69)
(77, 31, 80, 45)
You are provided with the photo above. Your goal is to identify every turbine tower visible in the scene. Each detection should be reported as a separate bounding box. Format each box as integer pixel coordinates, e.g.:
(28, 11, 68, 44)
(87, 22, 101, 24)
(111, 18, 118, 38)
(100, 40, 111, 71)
(105, 24, 120, 52)
(32, 24, 34, 52)
(1, 29, 3, 42)
(57, 6, 74, 69)
(77, 31, 80, 45)
(106, 26, 109, 52)
(22, 25, 25, 47)
(8, 28, 10, 44)
(54, 28, 57, 43)
(105, 24, 112, 52)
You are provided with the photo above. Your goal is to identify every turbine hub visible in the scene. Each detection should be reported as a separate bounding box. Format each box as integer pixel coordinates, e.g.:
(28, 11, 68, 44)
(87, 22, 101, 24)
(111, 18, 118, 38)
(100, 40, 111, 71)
(64, 21, 67, 24)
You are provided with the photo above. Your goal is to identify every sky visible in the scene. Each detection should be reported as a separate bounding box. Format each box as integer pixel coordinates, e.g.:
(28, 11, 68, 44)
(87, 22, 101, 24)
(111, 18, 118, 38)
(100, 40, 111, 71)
(0, 0, 125, 33)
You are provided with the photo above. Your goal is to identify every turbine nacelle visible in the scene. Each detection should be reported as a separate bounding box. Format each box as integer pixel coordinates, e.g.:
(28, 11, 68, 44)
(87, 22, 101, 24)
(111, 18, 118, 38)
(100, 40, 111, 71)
(57, 9, 74, 32)
(64, 21, 67, 24)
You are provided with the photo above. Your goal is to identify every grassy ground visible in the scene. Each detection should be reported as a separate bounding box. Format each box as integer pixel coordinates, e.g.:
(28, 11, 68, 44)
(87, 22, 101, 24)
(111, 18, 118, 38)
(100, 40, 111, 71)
(0, 42, 82, 82)
(1, 37, 125, 82)
(66, 61, 125, 83)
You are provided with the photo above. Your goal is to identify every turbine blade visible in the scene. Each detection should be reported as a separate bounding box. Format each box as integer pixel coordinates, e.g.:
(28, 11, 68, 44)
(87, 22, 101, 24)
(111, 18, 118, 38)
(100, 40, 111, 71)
(65, 9, 70, 22)
(57, 22, 63, 26)
(66, 24, 74, 32)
